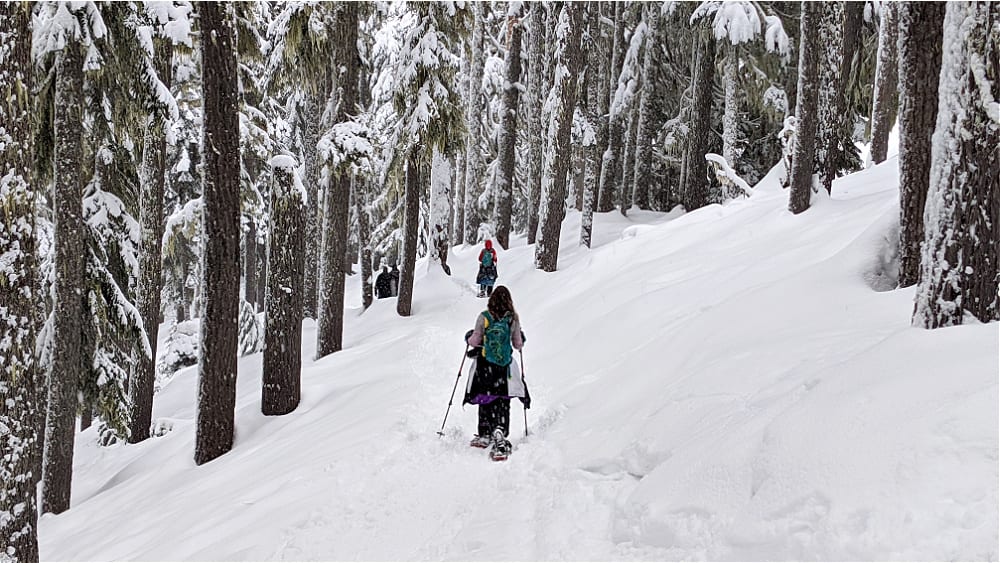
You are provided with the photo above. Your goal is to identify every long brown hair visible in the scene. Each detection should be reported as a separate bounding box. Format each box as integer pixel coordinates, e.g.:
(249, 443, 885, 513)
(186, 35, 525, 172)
(487, 285, 518, 323)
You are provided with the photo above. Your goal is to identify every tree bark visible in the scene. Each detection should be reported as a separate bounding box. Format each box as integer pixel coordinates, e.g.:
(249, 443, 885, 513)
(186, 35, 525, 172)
(357, 177, 373, 310)
(722, 48, 740, 167)
(262, 158, 304, 415)
(535, 3, 584, 272)
(632, 3, 658, 212)
(598, 3, 625, 213)
(495, 3, 524, 250)
(129, 38, 173, 445)
(0, 3, 40, 557)
(429, 149, 452, 271)
(316, 3, 359, 359)
(788, 1, 823, 215)
(302, 94, 322, 319)
(621, 91, 640, 213)
(897, 1, 946, 288)
(526, 3, 546, 245)
(581, 2, 608, 249)
(912, 1, 999, 328)
(682, 29, 716, 211)
(815, 1, 846, 194)
(42, 25, 85, 516)
(244, 218, 257, 310)
(194, 1, 241, 466)
(869, 2, 898, 165)
(397, 157, 421, 316)
(463, 3, 486, 244)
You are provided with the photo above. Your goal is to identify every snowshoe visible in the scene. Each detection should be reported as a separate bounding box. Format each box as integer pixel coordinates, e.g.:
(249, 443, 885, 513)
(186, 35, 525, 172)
(489, 429, 512, 461)
(469, 435, 491, 449)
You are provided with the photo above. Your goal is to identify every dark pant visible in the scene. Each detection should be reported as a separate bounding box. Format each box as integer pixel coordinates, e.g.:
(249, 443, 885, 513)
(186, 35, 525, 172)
(478, 398, 510, 438)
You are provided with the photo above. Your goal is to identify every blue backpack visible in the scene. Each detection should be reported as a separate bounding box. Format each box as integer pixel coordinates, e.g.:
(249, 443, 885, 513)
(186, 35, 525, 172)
(481, 311, 512, 366)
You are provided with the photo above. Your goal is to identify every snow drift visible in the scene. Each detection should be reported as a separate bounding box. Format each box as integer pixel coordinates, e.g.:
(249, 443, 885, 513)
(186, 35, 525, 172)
(40, 158, 997, 560)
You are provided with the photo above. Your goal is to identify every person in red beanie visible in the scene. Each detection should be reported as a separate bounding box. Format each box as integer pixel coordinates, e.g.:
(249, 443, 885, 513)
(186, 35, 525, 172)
(476, 240, 498, 298)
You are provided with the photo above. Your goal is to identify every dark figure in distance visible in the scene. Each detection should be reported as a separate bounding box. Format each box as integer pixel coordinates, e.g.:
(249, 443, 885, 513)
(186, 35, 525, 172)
(375, 266, 392, 299)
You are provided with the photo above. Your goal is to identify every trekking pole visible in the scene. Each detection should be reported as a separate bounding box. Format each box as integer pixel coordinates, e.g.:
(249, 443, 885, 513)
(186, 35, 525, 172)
(520, 349, 529, 437)
(437, 345, 470, 436)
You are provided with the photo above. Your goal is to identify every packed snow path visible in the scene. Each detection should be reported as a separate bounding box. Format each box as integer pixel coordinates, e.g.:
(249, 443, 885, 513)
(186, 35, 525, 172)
(40, 160, 997, 560)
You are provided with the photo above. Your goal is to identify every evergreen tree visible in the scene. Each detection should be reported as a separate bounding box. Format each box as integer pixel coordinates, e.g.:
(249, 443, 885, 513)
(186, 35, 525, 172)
(897, 2, 946, 288)
(494, 2, 525, 250)
(788, 1, 822, 214)
(194, 1, 241, 465)
(682, 28, 717, 211)
(535, 3, 585, 272)
(463, 2, 486, 245)
(0, 2, 40, 558)
(317, 3, 361, 358)
(868, 2, 898, 166)
(526, 3, 547, 246)
(912, 1, 999, 329)
(597, 3, 625, 214)
(262, 156, 305, 415)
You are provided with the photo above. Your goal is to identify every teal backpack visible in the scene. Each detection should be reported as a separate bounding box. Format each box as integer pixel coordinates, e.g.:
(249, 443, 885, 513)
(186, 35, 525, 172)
(481, 311, 512, 366)
(481, 251, 494, 267)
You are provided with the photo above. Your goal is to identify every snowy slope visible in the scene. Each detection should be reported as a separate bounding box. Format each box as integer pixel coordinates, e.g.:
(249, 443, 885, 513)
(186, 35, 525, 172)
(41, 159, 997, 561)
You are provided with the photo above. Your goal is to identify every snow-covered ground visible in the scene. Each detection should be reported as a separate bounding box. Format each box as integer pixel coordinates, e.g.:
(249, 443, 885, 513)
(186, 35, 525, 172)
(40, 159, 997, 560)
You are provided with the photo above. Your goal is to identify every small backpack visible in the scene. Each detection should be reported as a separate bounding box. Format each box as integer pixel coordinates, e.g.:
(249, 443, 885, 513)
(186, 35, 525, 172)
(481, 311, 512, 366)
(481, 250, 494, 267)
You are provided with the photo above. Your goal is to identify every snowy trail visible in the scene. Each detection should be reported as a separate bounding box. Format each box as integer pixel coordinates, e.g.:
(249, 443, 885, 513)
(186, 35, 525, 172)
(40, 160, 997, 561)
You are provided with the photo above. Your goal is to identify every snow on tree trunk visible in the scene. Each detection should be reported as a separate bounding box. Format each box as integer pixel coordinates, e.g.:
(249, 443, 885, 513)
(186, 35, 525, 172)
(912, 1, 999, 328)
(869, 2, 898, 166)
(42, 27, 86, 516)
(262, 157, 305, 415)
(526, 3, 547, 246)
(788, 1, 823, 215)
(815, 1, 846, 194)
(598, 3, 625, 214)
(897, 1, 946, 288)
(682, 29, 717, 211)
(535, 3, 584, 272)
(302, 94, 322, 319)
(722, 48, 741, 167)
(357, 178, 373, 310)
(316, 4, 359, 359)
(397, 157, 421, 317)
(463, 3, 486, 245)
(0, 4, 40, 558)
(582, 2, 608, 249)
(495, 3, 524, 250)
(622, 92, 640, 214)
(129, 38, 173, 445)
(632, 3, 658, 213)
(429, 149, 452, 272)
(194, 2, 240, 466)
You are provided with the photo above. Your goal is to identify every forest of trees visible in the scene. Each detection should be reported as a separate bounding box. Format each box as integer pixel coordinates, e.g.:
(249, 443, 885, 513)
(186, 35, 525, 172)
(1, 1, 996, 560)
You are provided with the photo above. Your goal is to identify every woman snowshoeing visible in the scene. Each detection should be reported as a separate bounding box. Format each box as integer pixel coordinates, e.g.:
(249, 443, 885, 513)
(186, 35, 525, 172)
(463, 286, 528, 460)
(476, 240, 498, 298)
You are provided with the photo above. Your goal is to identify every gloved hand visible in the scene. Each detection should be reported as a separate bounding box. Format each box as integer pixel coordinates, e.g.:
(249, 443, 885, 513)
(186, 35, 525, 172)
(466, 347, 481, 359)
(464, 329, 473, 343)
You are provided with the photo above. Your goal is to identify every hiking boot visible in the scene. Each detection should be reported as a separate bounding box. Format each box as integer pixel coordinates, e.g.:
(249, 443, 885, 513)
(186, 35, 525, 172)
(489, 429, 511, 461)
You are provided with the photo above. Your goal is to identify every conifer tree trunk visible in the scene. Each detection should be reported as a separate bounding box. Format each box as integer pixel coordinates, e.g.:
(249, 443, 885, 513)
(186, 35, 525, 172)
(581, 2, 608, 249)
(357, 178, 373, 309)
(869, 2, 898, 165)
(526, 3, 546, 245)
(397, 158, 420, 316)
(302, 94, 322, 319)
(244, 219, 257, 309)
(912, 1, 999, 328)
(0, 4, 40, 557)
(788, 1, 823, 215)
(463, 3, 486, 245)
(194, 1, 241, 466)
(621, 95, 640, 213)
(262, 158, 304, 415)
(495, 3, 524, 250)
(129, 38, 173, 445)
(816, 1, 846, 194)
(598, 3, 625, 213)
(42, 23, 85, 515)
(535, 3, 584, 272)
(632, 3, 658, 212)
(897, 2, 946, 288)
(722, 48, 740, 167)
(682, 29, 716, 211)
(316, 4, 359, 359)
(429, 149, 452, 271)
